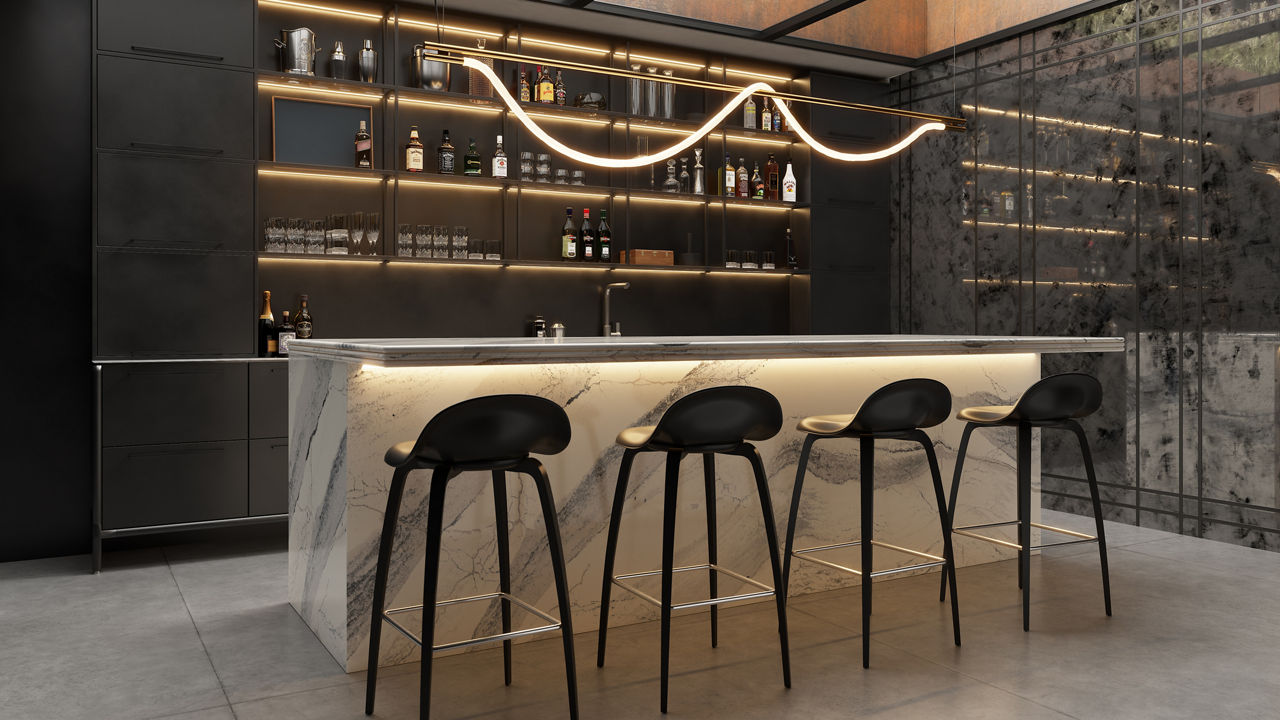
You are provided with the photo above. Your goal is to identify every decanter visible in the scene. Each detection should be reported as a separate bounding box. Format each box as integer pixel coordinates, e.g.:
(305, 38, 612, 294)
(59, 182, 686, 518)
(678, 158, 690, 193)
(692, 148, 705, 194)
(662, 159, 680, 193)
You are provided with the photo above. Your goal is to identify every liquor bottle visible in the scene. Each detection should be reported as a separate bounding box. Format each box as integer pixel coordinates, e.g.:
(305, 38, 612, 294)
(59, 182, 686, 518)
(722, 154, 735, 197)
(772, 99, 782, 132)
(736, 157, 748, 198)
(437, 129, 455, 174)
(751, 162, 764, 200)
(491, 135, 508, 178)
(560, 206, 577, 260)
(765, 153, 779, 200)
(784, 228, 797, 269)
(678, 158, 690, 193)
(276, 311, 295, 358)
(354, 120, 372, 168)
(518, 67, 531, 102)
(463, 137, 481, 176)
(258, 290, 276, 357)
(531, 315, 547, 337)
(597, 209, 612, 263)
(1002, 190, 1015, 218)
(782, 159, 797, 202)
(1024, 183, 1034, 221)
(579, 208, 596, 261)
(295, 295, 314, 339)
(405, 125, 424, 172)
(744, 96, 756, 129)
(537, 66, 555, 103)
(554, 69, 566, 105)
(760, 100, 772, 132)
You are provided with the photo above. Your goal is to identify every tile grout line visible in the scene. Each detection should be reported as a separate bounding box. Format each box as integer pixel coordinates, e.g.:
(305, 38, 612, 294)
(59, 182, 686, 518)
(159, 547, 241, 720)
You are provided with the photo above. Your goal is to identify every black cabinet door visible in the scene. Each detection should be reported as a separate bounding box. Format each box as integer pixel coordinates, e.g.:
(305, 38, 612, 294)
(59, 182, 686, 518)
(101, 362, 247, 446)
(95, 250, 254, 357)
(98, 0, 253, 67)
(101, 440, 248, 529)
(249, 438, 289, 516)
(97, 55, 252, 159)
(249, 363, 289, 439)
(96, 152, 254, 251)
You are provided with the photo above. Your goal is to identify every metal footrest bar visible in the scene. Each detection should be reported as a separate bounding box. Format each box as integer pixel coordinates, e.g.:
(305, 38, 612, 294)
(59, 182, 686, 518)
(381, 591, 562, 653)
(792, 539, 946, 579)
(953, 520, 1098, 552)
(611, 563, 775, 611)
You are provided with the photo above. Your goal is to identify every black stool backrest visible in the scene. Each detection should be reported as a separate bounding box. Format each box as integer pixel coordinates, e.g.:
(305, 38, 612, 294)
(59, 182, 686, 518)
(411, 394, 571, 464)
(649, 386, 783, 448)
(1009, 373, 1102, 422)
(849, 378, 951, 433)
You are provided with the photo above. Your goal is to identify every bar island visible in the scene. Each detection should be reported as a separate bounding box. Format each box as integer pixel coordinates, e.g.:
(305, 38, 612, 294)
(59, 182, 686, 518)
(287, 334, 1123, 671)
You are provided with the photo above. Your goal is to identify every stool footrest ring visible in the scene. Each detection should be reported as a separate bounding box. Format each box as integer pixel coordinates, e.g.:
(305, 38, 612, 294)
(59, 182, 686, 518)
(953, 521, 1098, 551)
(792, 539, 946, 579)
(611, 563, 775, 610)
(382, 591, 562, 653)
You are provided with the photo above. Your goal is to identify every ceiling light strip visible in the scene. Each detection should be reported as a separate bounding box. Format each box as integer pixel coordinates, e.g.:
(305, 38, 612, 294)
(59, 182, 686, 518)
(258, 79, 384, 101)
(395, 94, 503, 113)
(259, 168, 385, 182)
(259, 0, 381, 21)
(396, 16, 504, 38)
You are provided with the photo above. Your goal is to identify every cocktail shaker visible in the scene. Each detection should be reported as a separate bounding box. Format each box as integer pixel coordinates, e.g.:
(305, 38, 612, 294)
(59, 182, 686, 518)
(358, 39, 377, 82)
(329, 41, 347, 79)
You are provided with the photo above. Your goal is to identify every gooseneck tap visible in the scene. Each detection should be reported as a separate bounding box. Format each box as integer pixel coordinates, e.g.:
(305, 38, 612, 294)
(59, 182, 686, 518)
(602, 282, 630, 336)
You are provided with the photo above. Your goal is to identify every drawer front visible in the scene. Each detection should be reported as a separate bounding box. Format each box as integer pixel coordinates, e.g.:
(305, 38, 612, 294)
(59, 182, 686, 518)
(96, 152, 254, 251)
(249, 438, 289, 516)
(95, 250, 254, 357)
(101, 363, 247, 446)
(98, 0, 254, 67)
(249, 363, 289, 439)
(102, 441, 248, 530)
(97, 55, 252, 159)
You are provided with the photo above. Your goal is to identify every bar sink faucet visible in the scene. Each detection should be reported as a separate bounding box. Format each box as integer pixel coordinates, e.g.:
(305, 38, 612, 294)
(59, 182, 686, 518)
(602, 282, 630, 336)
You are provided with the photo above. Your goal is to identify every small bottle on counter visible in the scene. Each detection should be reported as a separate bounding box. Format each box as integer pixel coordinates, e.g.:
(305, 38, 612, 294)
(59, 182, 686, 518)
(258, 291, 277, 357)
(296, 295, 314, 339)
(531, 315, 547, 337)
(277, 311, 295, 357)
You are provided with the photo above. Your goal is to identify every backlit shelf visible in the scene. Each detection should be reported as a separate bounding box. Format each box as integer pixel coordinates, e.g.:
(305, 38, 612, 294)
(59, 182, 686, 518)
(257, 252, 807, 275)
(256, 70, 392, 102)
(257, 162, 391, 182)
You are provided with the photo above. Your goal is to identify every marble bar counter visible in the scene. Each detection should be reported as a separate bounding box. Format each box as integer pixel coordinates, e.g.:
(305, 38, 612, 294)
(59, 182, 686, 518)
(288, 334, 1123, 671)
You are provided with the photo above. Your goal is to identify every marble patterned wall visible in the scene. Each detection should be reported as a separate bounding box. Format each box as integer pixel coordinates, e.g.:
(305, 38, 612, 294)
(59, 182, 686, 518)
(892, 0, 1280, 549)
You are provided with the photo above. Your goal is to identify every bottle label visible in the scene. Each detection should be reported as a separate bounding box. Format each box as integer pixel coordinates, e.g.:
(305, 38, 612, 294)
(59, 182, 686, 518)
(725, 170, 735, 195)
(601, 244, 610, 260)
(296, 321, 312, 339)
(493, 156, 508, 177)
(407, 147, 423, 171)
(583, 243, 593, 258)
(539, 83, 554, 103)
(562, 233, 577, 258)
(783, 179, 797, 202)
(278, 331, 296, 356)
(439, 153, 454, 173)
(356, 139, 372, 152)
(267, 338, 278, 354)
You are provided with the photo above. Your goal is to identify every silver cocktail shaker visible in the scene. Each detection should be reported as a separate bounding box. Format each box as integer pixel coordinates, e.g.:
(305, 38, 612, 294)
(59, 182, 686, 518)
(358, 39, 377, 82)
(329, 41, 347, 79)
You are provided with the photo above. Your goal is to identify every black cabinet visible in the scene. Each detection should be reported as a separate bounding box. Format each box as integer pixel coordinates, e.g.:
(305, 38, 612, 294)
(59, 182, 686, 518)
(101, 363, 247, 446)
(249, 438, 289, 516)
(98, 0, 254, 67)
(97, 55, 252, 159)
(95, 249, 253, 357)
(249, 363, 289, 438)
(96, 152, 254, 251)
(101, 440, 248, 529)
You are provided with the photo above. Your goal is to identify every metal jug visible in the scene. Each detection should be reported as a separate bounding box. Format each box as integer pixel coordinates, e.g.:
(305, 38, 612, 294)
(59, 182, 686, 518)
(412, 43, 450, 90)
(275, 28, 319, 76)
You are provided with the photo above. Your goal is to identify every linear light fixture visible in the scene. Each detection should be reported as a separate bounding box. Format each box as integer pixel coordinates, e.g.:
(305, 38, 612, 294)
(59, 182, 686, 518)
(976, 219, 1126, 236)
(963, 104, 1215, 146)
(720, 201, 792, 212)
(506, 263, 610, 271)
(397, 16, 505, 38)
(516, 35, 611, 55)
(397, 177, 503, 191)
(725, 132, 794, 147)
(706, 269, 791, 277)
(258, 168, 385, 183)
(526, 110, 612, 126)
(395, 94, 502, 113)
(962, 277, 1147, 289)
(259, 0, 380, 21)
(520, 186, 612, 200)
(612, 51, 705, 70)
(708, 66, 794, 84)
(258, 79, 384, 101)
(628, 194, 707, 207)
(964, 160, 1199, 192)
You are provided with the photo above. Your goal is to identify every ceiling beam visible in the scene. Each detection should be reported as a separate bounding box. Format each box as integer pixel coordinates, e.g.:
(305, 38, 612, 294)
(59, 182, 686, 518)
(756, 0, 870, 42)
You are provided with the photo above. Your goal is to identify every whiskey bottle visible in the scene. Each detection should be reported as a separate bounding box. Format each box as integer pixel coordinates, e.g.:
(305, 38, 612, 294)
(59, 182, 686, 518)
(491, 135, 508, 178)
(765, 153, 779, 200)
(760, 100, 772, 132)
(295, 295, 314, 339)
(537, 66, 555, 103)
(276, 311, 295, 358)
(781, 159, 797, 202)
(560, 206, 577, 260)
(580, 208, 596, 261)
(772, 99, 782, 132)
(597, 209, 612, 263)
(518, 67, 531, 102)
(744, 96, 756, 129)
(463, 137, 481, 176)
(258, 290, 276, 357)
(736, 157, 748, 198)
(554, 69, 566, 105)
(354, 120, 372, 168)
(405, 125, 424, 172)
(437, 129, 455, 174)
(722, 154, 735, 197)
(751, 162, 764, 200)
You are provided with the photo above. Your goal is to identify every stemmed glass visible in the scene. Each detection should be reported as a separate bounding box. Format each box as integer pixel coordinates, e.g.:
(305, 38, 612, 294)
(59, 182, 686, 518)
(349, 211, 366, 255)
(365, 212, 381, 255)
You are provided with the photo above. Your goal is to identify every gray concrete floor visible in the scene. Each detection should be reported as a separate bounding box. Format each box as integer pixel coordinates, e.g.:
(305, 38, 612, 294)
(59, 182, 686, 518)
(2, 510, 1278, 720)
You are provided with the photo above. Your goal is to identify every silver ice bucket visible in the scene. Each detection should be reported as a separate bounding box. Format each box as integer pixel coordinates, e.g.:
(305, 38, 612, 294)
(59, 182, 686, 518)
(412, 43, 451, 90)
(275, 28, 319, 76)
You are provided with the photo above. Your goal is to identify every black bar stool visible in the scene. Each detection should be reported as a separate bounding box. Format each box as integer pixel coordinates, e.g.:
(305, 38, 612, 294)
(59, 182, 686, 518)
(596, 386, 791, 713)
(939, 372, 1112, 631)
(364, 394, 578, 720)
(783, 378, 961, 669)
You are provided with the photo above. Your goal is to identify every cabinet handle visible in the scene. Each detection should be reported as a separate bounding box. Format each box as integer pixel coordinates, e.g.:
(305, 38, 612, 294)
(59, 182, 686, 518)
(126, 237, 222, 249)
(127, 447, 227, 459)
(270, 443, 288, 449)
(128, 141, 225, 156)
(130, 45, 224, 62)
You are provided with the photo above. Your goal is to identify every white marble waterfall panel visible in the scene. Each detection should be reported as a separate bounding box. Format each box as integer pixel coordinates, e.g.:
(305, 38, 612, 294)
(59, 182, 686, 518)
(290, 352, 1040, 672)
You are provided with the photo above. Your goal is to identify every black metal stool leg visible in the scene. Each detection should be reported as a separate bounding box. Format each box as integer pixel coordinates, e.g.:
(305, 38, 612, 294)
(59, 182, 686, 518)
(366, 465, 410, 716)
(597, 448, 636, 668)
(659, 451, 682, 713)
(1016, 423, 1032, 632)
(860, 436, 874, 669)
(941, 423, 976, 602)
(914, 430, 961, 647)
(703, 453, 719, 649)
(520, 458, 581, 720)
(419, 466, 451, 720)
(740, 445, 792, 689)
(491, 470, 513, 686)
(1068, 420, 1112, 616)
(783, 434, 817, 600)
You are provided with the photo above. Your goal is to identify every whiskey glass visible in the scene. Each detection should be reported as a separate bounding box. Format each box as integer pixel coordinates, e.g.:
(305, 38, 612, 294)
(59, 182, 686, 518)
(305, 219, 326, 254)
(396, 223, 413, 257)
(286, 218, 305, 253)
(452, 225, 469, 259)
(415, 224, 433, 258)
(432, 225, 450, 258)
(264, 217, 286, 252)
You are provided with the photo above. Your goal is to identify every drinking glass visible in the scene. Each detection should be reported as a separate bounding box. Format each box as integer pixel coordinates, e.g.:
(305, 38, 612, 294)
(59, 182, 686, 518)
(452, 225, 469, 259)
(326, 228, 349, 254)
(535, 154, 551, 183)
(365, 212, 381, 255)
(305, 219, 326, 254)
(467, 237, 484, 260)
(724, 249, 740, 268)
(742, 250, 758, 269)
(349, 211, 366, 254)
(415, 224, 433, 258)
(396, 223, 413, 257)
(485, 238, 501, 261)
(286, 218, 305, 253)
(519, 151, 534, 182)
(432, 225, 450, 258)
(264, 217, 286, 252)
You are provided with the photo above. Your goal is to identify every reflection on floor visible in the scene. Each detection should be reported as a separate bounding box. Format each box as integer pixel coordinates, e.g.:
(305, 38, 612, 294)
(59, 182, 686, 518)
(2, 509, 1278, 720)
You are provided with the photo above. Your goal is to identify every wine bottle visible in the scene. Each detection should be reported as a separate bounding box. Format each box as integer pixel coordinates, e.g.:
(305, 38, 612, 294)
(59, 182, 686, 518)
(560, 206, 577, 260)
(295, 295, 314, 339)
(405, 125, 424, 172)
(491, 134, 508, 178)
(354, 120, 372, 169)
(765, 153, 779, 201)
(437, 129, 455, 174)
(736, 157, 748, 198)
(258, 290, 276, 357)
(463, 137, 481, 176)
(537, 66, 555, 103)
(518, 67, 531, 102)
(276, 311, 295, 357)
(782, 159, 797, 202)
(554, 69, 566, 105)
(597, 209, 612, 263)
(579, 208, 596, 262)
(751, 161, 764, 200)
(744, 96, 756, 129)
(722, 154, 735, 197)
(760, 100, 772, 133)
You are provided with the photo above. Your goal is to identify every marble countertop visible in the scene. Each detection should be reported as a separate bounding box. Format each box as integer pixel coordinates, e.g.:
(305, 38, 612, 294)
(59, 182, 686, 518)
(288, 334, 1124, 367)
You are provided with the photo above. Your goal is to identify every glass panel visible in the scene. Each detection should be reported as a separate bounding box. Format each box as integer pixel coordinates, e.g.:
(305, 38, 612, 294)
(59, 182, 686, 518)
(593, 0, 827, 31)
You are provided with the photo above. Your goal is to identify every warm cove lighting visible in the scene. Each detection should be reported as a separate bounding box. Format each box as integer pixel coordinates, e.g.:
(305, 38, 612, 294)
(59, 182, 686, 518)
(462, 57, 945, 167)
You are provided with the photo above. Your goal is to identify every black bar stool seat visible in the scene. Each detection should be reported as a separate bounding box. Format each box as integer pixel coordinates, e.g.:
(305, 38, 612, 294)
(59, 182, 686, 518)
(597, 386, 791, 713)
(940, 372, 1112, 632)
(784, 378, 962, 669)
(364, 394, 579, 720)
